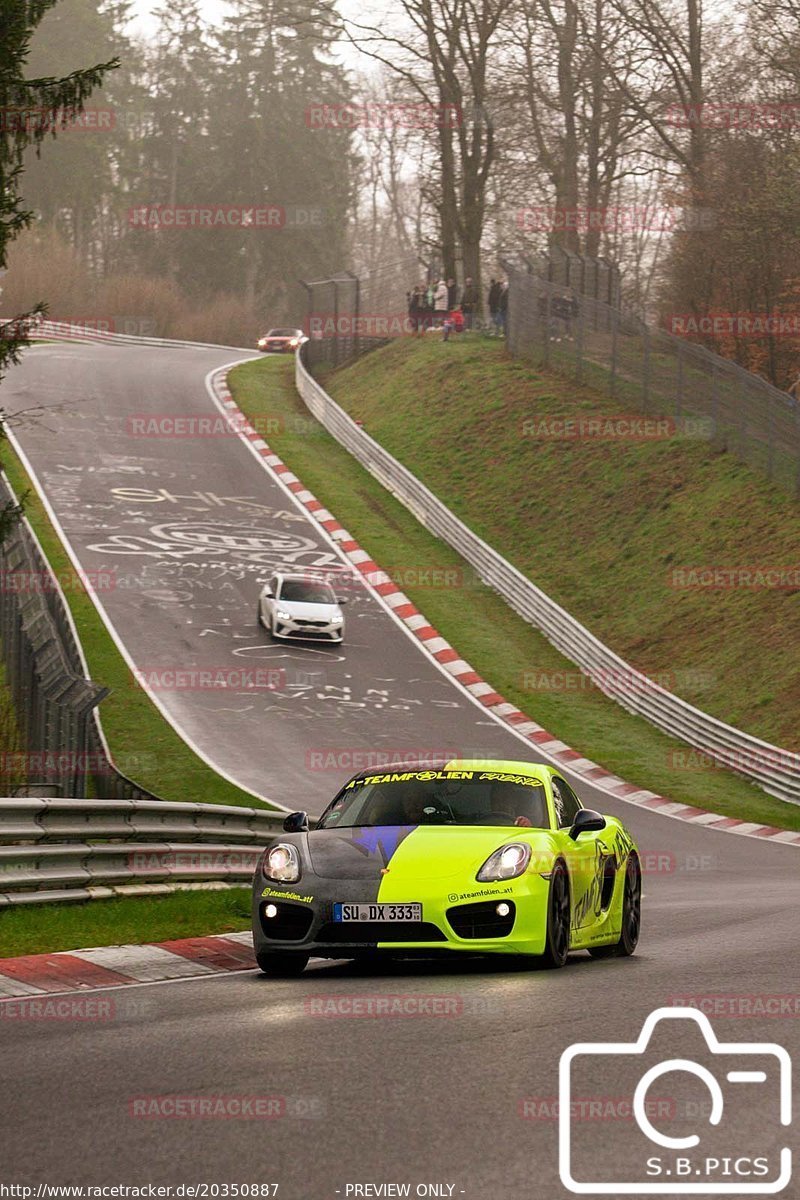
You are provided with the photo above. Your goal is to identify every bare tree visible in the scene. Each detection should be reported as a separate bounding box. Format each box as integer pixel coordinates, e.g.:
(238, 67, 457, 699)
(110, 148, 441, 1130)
(344, 0, 513, 299)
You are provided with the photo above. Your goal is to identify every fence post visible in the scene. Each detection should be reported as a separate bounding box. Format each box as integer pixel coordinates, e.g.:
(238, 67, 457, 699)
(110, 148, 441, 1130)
(543, 289, 551, 367)
(332, 280, 340, 368)
(676, 338, 684, 426)
(642, 326, 650, 412)
(344, 270, 360, 362)
(711, 363, 719, 444)
(576, 301, 584, 384)
(610, 309, 618, 397)
(299, 280, 313, 367)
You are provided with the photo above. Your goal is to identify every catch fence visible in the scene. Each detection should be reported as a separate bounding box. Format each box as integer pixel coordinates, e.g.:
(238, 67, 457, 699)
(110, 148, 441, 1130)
(502, 260, 800, 496)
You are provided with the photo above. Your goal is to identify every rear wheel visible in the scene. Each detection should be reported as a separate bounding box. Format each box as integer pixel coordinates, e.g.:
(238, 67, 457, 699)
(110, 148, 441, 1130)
(589, 853, 641, 959)
(256, 951, 309, 977)
(542, 860, 571, 968)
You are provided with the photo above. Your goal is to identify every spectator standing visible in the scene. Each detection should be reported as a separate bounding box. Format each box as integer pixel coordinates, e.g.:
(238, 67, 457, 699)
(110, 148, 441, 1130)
(461, 277, 478, 330)
(496, 279, 508, 337)
(487, 277, 501, 335)
(406, 285, 420, 335)
(447, 277, 458, 309)
(434, 277, 449, 326)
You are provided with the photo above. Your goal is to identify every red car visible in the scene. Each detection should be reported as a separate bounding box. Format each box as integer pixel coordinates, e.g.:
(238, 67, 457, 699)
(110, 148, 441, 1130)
(257, 327, 305, 353)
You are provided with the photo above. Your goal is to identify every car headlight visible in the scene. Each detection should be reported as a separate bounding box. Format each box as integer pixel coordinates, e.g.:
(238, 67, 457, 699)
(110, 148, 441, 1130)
(331, 614, 343, 624)
(276, 609, 292, 620)
(262, 843, 301, 882)
(476, 842, 531, 882)
(289, 338, 299, 347)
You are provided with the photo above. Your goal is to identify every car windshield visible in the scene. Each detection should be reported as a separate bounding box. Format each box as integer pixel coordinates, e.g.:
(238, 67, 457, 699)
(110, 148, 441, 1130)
(279, 579, 336, 604)
(317, 769, 549, 829)
(267, 329, 299, 337)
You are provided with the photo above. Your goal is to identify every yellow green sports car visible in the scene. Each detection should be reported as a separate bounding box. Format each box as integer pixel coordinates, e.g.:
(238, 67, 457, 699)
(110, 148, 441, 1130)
(251, 759, 641, 976)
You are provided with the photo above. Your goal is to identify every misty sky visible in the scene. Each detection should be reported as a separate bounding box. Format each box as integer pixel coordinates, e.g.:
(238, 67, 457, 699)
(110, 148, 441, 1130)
(127, 0, 366, 66)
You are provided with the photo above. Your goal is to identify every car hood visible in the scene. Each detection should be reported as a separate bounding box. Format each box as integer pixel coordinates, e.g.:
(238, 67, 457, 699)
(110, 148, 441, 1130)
(305, 825, 556, 881)
(276, 600, 340, 619)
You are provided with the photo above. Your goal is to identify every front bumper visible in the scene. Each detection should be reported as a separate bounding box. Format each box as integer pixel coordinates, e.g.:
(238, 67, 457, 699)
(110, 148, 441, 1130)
(252, 874, 551, 959)
(273, 617, 343, 642)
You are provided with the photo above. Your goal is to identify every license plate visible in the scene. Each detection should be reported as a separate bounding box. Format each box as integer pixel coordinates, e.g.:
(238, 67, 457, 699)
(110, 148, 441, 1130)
(333, 903, 422, 922)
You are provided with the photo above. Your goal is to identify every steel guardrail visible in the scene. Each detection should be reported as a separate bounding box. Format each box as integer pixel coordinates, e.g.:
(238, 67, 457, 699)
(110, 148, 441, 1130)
(0, 797, 286, 905)
(295, 346, 800, 806)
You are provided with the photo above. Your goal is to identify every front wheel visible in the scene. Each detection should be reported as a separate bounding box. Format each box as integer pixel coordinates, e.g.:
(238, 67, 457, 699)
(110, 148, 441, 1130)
(256, 951, 309, 977)
(589, 853, 641, 959)
(542, 860, 571, 968)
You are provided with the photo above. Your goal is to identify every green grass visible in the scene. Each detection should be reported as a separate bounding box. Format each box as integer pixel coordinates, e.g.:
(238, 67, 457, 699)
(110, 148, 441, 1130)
(0, 445, 272, 810)
(0, 888, 251, 958)
(227, 355, 800, 832)
(0, 659, 24, 790)
(323, 337, 800, 752)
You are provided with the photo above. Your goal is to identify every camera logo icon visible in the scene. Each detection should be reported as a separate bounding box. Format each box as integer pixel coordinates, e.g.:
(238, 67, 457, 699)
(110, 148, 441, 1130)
(559, 1007, 792, 1194)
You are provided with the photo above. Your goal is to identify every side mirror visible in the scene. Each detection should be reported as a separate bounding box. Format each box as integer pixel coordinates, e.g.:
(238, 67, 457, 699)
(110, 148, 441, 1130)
(263, 588, 273, 598)
(337, 597, 348, 605)
(569, 808, 606, 840)
(283, 810, 309, 833)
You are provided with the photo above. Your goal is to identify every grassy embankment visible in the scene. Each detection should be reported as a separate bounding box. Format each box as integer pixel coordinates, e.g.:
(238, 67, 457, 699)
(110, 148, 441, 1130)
(227, 349, 800, 833)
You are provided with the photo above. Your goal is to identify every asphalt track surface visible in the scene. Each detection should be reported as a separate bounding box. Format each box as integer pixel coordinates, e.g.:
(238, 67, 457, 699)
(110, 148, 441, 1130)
(2, 341, 799, 1197)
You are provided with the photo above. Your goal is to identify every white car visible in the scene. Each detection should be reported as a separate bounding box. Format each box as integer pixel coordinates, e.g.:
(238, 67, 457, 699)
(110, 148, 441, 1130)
(257, 572, 346, 643)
